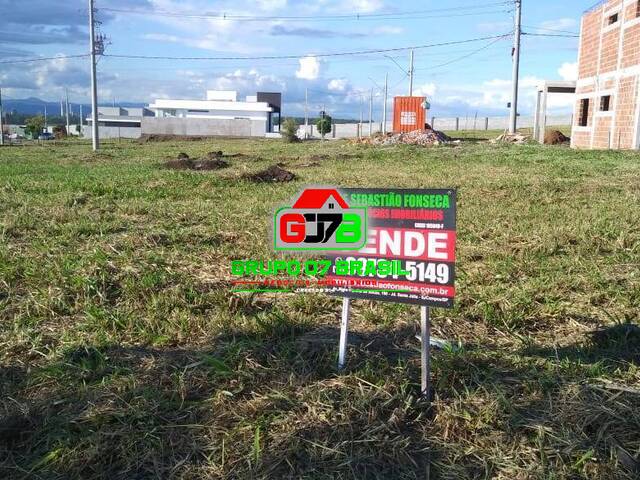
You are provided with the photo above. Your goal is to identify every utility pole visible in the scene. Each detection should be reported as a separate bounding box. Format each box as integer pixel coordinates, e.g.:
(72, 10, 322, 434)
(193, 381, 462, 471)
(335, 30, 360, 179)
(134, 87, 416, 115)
(409, 49, 414, 96)
(80, 104, 83, 127)
(359, 97, 363, 138)
(44, 104, 48, 129)
(382, 73, 388, 134)
(60, 99, 64, 117)
(509, 0, 522, 134)
(0, 87, 4, 146)
(89, 0, 100, 150)
(304, 88, 308, 139)
(65, 89, 70, 135)
(368, 89, 373, 136)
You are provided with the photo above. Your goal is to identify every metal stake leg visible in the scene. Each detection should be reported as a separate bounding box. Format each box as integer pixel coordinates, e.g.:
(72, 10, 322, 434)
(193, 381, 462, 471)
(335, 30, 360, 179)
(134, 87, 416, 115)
(420, 306, 431, 399)
(338, 297, 351, 370)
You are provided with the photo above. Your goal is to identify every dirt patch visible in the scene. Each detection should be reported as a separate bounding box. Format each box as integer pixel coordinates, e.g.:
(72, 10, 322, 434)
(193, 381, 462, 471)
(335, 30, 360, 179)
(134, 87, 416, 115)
(545, 130, 570, 145)
(294, 162, 321, 168)
(165, 153, 229, 171)
(306, 153, 360, 161)
(245, 165, 296, 183)
(139, 134, 211, 143)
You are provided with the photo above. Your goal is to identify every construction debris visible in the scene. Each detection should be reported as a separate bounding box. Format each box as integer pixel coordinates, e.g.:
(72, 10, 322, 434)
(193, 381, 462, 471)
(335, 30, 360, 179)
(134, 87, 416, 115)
(491, 132, 532, 145)
(353, 128, 452, 147)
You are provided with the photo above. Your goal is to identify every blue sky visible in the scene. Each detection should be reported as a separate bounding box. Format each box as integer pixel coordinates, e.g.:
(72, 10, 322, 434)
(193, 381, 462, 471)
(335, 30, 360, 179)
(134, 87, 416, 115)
(0, 0, 596, 118)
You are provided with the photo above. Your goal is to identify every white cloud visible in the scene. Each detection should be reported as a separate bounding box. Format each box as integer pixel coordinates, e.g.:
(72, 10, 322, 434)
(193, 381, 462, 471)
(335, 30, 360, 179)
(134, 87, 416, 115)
(296, 56, 321, 80)
(328, 78, 348, 92)
(254, 0, 287, 10)
(342, 0, 384, 13)
(372, 25, 404, 35)
(414, 83, 437, 97)
(540, 18, 578, 32)
(476, 21, 511, 33)
(422, 65, 578, 116)
(558, 62, 578, 81)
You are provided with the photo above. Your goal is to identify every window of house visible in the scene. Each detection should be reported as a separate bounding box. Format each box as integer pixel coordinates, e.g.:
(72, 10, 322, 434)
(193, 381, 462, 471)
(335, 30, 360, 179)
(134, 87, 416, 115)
(637, 1, 640, 18)
(578, 99, 590, 126)
(600, 95, 612, 112)
(608, 13, 619, 25)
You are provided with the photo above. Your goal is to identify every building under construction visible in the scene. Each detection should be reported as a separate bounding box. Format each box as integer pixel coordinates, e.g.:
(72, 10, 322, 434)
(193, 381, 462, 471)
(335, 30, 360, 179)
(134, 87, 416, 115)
(572, 0, 640, 149)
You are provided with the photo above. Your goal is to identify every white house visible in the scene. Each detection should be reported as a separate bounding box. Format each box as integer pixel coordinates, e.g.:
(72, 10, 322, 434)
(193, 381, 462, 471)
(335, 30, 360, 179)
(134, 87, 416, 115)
(147, 91, 280, 135)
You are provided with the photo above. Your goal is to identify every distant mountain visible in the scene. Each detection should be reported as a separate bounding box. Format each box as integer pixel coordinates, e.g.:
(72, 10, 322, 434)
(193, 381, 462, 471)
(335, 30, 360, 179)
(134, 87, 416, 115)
(1, 97, 146, 116)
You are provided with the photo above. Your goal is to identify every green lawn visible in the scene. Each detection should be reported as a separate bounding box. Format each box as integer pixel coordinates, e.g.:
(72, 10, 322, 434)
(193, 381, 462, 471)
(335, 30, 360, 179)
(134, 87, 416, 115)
(0, 138, 639, 479)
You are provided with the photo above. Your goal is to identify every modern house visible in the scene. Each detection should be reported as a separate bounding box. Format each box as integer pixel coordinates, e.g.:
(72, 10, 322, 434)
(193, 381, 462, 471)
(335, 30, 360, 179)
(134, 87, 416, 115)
(85, 106, 154, 139)
(572, 0, 640, 149)
(144, 91, 282, 137)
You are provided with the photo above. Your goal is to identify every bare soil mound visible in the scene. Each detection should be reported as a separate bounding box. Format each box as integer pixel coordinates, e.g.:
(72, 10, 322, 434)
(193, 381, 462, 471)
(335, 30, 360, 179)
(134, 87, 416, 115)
(139, 134, 210, 143)
(245, 165, 296, 183)
(165, 153, 229, 171)
(544, 130, 570, 145)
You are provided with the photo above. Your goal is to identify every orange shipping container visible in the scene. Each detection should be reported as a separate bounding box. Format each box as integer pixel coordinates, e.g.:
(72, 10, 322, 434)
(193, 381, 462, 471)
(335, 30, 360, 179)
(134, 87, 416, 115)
(393, 96, 427, 133)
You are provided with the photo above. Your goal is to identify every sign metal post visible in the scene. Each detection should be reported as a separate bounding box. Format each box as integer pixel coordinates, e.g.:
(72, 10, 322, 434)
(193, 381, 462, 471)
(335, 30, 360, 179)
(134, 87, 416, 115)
(322, 188, 456, 399)
(338, 297, 351, 370)
(420, 306, 431, 399)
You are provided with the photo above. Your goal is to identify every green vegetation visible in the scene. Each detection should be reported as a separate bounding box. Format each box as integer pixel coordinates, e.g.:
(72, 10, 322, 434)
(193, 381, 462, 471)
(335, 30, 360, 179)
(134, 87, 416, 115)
(281, 118, 300, 143)
(316, 114, 332, 138)
(0, 137, 639, 479)
(24, 115, 45, 139)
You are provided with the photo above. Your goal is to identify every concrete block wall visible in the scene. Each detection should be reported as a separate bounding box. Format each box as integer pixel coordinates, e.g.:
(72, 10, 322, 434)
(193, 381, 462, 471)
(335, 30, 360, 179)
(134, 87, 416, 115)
(82, 125, 141, 139)
(141, 117, 266, 137)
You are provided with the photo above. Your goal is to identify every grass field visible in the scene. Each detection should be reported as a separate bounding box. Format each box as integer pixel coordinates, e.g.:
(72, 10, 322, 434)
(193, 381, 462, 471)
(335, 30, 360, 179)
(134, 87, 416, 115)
(0, 135, 639, 479)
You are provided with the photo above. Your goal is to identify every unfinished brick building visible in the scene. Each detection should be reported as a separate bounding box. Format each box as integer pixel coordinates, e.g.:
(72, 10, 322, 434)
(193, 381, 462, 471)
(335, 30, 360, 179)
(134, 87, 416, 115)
(573, 0, 640, 149)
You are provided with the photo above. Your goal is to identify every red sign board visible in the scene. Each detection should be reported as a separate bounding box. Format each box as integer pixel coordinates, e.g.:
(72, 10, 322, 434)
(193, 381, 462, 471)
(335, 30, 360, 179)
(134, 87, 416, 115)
(327, 188, 456, 308)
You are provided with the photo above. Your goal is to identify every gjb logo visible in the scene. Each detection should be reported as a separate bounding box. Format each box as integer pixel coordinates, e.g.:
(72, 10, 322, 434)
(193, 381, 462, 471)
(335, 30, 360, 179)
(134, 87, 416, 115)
(274, 188, 367, 251)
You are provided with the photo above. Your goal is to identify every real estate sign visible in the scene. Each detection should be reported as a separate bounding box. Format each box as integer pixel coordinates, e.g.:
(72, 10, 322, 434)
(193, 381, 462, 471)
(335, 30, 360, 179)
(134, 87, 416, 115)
(327, 188, 456, 308)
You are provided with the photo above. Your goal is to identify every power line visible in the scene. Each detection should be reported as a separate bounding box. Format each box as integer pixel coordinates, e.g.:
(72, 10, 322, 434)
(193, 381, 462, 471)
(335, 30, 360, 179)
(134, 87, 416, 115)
(415, 34, 511, 71)
(521, 25, 579, 35)
(100, 2, 512, 22)
(100, 10, 513, 23)
(0, 54, 90, 65)
(522, 32, 580, 38)
(104, 34, 511, 62)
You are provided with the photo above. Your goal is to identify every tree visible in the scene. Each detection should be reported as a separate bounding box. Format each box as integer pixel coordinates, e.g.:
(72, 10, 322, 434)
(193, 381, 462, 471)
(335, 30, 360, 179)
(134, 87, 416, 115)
(53, 125, 67, 139)
(316, 114, 332, 140)
(24, 116, 45, 139)
(281, 118, 300, 143)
